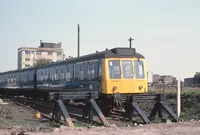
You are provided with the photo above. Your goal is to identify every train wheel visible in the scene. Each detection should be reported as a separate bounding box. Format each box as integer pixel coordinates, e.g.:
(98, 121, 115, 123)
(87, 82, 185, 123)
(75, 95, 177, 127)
(124, 102, 134, 121)
(97, 99, 110, 117)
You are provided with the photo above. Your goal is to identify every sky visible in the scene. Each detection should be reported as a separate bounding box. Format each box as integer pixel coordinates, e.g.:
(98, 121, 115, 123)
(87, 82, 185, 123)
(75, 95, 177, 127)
(0, 0, 200, 80)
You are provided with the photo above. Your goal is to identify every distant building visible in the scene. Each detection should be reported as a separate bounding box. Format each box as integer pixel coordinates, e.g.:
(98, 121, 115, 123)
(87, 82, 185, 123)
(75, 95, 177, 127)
(184, 77, 194, 87)
(194, 72, 200, 86)
(153, 74, 160, 84)
(162, 75, 174, 85)
(18, 41, 65, 69)
(183, 72, 200, 87)
(153, 74, 176, 86)
(147, 70, 153, 84)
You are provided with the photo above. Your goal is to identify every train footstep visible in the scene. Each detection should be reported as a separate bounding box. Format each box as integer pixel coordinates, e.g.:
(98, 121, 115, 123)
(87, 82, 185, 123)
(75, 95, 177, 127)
(0, 99, 8, 105)
(0, 99, 3, 103)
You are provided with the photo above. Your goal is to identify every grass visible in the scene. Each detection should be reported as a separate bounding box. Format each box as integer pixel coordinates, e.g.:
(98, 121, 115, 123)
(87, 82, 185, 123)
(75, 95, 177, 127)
(149, 87, 200, 121)
(73, 121, 90, 127)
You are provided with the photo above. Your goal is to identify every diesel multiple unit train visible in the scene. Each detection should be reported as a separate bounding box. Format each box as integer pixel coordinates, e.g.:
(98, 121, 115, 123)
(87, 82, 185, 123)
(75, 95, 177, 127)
(0, 47, 148, 111)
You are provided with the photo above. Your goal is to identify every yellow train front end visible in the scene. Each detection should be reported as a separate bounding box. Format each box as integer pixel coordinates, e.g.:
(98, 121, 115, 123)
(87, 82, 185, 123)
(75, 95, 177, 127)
(102, 57, 148, 95)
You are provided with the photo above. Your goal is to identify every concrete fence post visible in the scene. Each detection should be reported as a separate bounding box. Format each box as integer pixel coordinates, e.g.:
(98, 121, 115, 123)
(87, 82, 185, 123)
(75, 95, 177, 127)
(177, 79, 181, 117)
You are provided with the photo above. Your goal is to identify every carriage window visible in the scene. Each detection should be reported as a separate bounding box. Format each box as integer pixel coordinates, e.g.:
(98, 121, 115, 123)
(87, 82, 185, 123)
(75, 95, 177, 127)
(99, 62, 102, 77)
(61, 68, 64, 73)
(109, 60, 121, 79)
(67, 67, 70, 72)
(87, 63, 95, 80)
(122, 60, 133, 79)
(27, 74, 29, 81)
(66, 66, 71, 81)
(79, 65, 84, 80)
(80, 65, 83, 71)
(51, 69, 54, 80)
(134, 60, 144, 79)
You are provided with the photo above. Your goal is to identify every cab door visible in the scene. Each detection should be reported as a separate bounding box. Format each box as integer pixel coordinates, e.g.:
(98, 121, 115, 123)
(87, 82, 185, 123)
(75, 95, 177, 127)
(119, 59, 135, 94)
(102, 58, 121, 94)
(132, 59, 148, 93)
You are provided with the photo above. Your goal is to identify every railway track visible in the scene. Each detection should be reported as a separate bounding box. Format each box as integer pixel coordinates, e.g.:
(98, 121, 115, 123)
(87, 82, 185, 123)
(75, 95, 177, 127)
(6, 93, 179, 127)
(11, 98, 144, 127)
(11, 98, 106, 126)
(12, 99, 53, 120)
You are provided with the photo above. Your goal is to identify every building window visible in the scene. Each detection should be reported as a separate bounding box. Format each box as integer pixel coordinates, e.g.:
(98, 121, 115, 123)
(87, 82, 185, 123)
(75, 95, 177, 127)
(48, 52, 52, 55)
(25, 51, 30, 54)
(25, 64, 30, 67)
(25, 58, 30, 61)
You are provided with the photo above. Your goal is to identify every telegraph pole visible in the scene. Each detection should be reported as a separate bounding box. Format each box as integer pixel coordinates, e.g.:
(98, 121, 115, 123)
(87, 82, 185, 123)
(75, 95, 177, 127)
(128, 37, 134, 48)
(77, 24, 80, 57)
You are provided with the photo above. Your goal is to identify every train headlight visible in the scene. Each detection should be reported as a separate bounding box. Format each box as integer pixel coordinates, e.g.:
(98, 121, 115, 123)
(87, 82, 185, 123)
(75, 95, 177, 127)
(112, 86, 118, 91)
(139, 85, 143, 90)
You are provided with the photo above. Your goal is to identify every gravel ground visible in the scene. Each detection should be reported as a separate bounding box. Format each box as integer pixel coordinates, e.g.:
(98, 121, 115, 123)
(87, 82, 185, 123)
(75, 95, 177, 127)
(0, 99, 57, 132)
(1, 99, 200, 135)
(0, 120, 200, 135)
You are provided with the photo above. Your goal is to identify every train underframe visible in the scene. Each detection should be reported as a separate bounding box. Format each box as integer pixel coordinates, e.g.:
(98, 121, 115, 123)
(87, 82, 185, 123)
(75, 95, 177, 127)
(0, 88, 179, 124)
(97, 93, 179, 123)
(0, 88, 51, 100)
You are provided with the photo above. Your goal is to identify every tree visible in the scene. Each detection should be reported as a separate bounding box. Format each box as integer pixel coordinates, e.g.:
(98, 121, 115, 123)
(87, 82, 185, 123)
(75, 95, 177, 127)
(33, 59, 52, 67)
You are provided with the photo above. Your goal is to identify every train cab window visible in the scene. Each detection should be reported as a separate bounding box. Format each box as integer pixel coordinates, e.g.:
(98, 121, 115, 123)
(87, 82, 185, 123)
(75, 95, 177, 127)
(108, 60, 121, 79)
(122, 60, 133, 79)
(134, 60, 145, 79)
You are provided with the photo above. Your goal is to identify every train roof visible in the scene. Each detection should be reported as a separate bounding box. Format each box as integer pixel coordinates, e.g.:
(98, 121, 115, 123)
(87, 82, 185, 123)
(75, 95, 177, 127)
(0, 47, 145, 74)
(0, 67, 36, 75)
(38, 47, 145, 68)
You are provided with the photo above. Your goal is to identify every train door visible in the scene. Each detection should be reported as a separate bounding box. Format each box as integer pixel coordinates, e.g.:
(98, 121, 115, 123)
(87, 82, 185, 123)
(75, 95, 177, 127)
(132, 59, 148, 93)
(103, 58, 121, 94)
